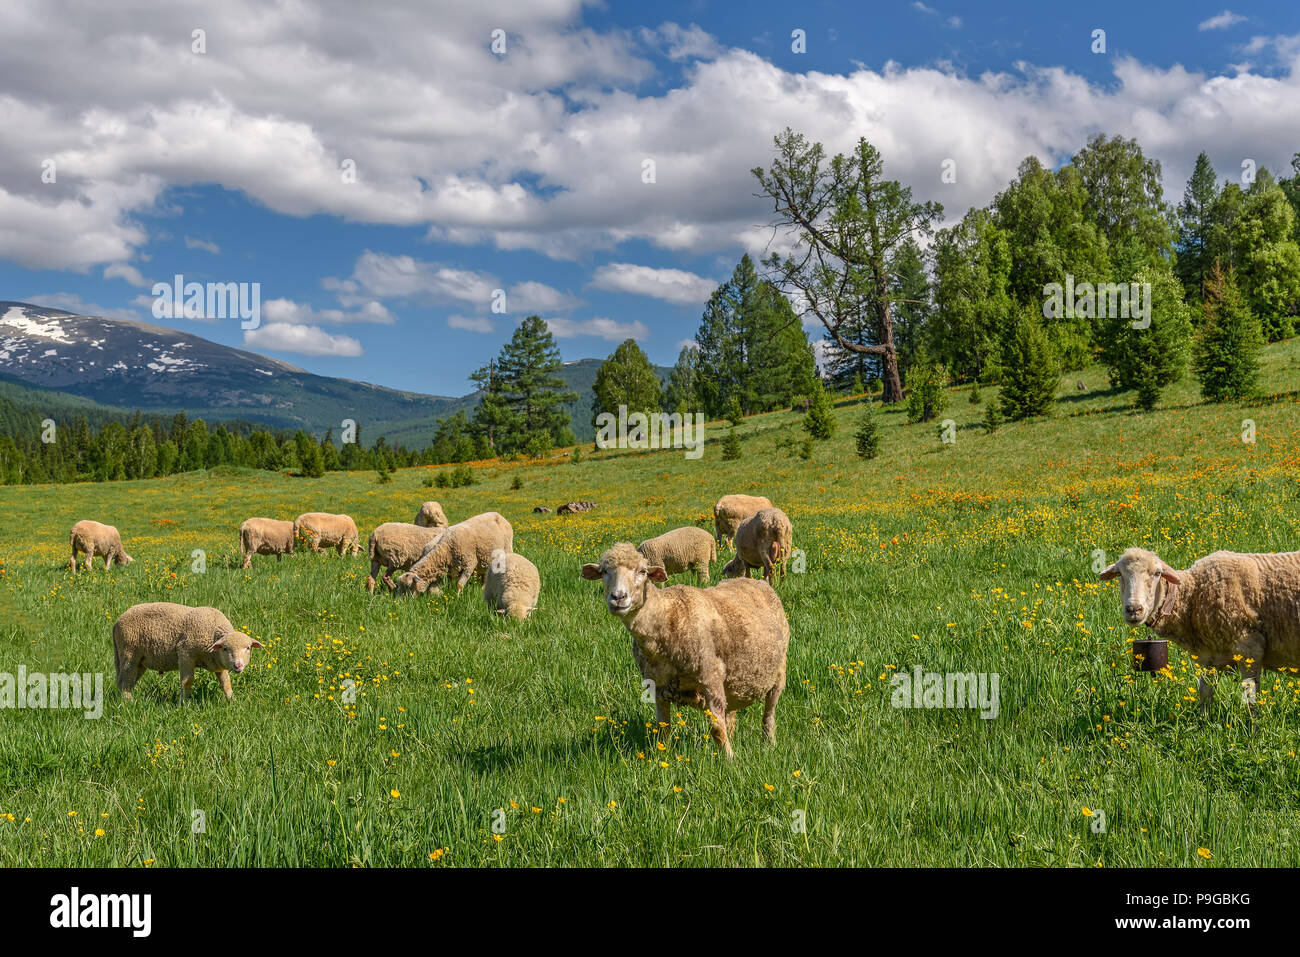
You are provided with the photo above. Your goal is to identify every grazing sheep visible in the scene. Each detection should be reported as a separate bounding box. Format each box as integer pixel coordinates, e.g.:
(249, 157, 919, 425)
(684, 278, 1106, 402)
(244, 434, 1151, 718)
(397, 511, 514, 596)
(293, 512, 361, 556)
(558, 501, 597, 515)
(414, 501, 449, 529)
(112, 602, 261, 702)
(70, 520, 133, 573)
(712, 494, 772, 547)
(1100, 547, 1300, 710)
(581, 543, 789, 758)
(637, 527, 717, 583)
(533, 506, 552, 514)
(367, 522, 445, 592)
(239, 518, 295, 569)
(723, 507, 793, 583)
(485, 552, 541, 619)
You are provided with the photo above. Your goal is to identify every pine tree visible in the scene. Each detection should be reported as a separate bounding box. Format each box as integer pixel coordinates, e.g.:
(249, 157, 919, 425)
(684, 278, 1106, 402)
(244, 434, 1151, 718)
(1195, 262, 1263, 401)
(591, 338, 661, 428)
(998, 312, 1059, 421)
(1098, 262, 1192, 410)
(721, 427, 742, 460)
(663, 345, 700, 413)
(904, 347, 949, 423)
(804, 378, 836, 439)
(472, 316, 577, 454)
(854, 402, 882, 459)
(1175, 152, 1220, 299)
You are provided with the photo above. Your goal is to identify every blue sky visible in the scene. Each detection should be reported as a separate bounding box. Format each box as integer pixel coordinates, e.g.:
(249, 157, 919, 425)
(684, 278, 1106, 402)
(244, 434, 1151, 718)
(2, 0, 1298, 398)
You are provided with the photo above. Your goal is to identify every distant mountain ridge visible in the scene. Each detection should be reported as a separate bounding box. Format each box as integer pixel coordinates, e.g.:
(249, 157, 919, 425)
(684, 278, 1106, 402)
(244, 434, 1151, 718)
(0, 302, 668, 445)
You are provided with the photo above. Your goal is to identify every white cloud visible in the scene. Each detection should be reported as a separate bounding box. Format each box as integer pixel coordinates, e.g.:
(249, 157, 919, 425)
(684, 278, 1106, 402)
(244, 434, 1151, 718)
(244, 323, 362, 357)
(184, 236, 220, 254)
(448, 314, 494, 333)
(103, 263, 151, 287)
(589, 262, 717, 305)
(1200, 11, 1245, 31)
(543, 315, 649, 340)
(0, 0, 1298, 276)
(261, 297, 395, 325)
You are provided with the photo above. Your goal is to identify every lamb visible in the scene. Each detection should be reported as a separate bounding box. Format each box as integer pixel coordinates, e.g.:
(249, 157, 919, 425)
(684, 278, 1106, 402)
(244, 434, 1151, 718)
(712, 494, 772, 547)
(414, 501, 449, 529)
(723, 507, 794, 583)
(112, 602, 262, 702)
(484, 552, 541, 619)
(1100, 547, 1300, 710)
(70, 520, 133, 573)
(239, 517, 295, 569)
(637, 526, 717, 583)
(581, 543, 789, 758)
(367, 522, 445, 592)
(293, 512, 361, 556)
(397, 511, 514, 596)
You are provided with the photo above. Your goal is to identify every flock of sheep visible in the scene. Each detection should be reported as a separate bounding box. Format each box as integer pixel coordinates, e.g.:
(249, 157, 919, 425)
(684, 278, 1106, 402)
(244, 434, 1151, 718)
(66, 498, 1300, 755)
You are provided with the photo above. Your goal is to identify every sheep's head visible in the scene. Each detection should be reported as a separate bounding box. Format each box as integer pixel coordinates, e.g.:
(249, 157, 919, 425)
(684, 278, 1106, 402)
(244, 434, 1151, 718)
(722, 555, 748, 578)
(1099, 547, 1181, 625)
(396, 571, 429, 595)
(118, 548, 135, 565)
(209, 632, 262, 674)
(581, 543, 666, 616)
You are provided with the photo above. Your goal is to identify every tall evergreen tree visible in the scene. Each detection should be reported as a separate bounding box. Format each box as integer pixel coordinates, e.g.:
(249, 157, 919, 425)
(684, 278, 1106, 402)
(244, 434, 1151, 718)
(591, 338, 662, 427)
(472, 316, 577, 454)
(997, 310, 1059, 421)
(663, 345, 700, 414)
(1175, 152, 1220, 299)
(1098, 262, 1193, 410)
(931, 208, 1013, 382)
(1195, 262, 1263, 401)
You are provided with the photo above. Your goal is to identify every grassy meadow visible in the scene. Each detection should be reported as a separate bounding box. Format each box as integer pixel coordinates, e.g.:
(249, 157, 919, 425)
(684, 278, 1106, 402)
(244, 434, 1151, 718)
(2, 343, 1300, 868)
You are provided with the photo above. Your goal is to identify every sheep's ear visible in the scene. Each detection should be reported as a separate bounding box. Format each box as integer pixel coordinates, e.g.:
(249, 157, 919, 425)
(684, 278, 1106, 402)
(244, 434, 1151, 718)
(580, 563, 602, 580)
(249, 639, 263, 649)
(1159, 565, 1181, 585)
(1098, 563, 1120, 580)
(209, 638, 226, 651)
(648, 566, 668, 583)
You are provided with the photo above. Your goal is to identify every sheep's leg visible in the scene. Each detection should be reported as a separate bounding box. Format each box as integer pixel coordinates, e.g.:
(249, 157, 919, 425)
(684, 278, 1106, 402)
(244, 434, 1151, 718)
(241, 551, 252, 570)
(725, 711, 737, 738)
(653, 696, 673, 746)
(763, 660, 787, 744)
(1236, 632, 1266, 717)
(455, 568, 472, 595)
(217, 670, 234, 701)
(381, 567, 397, 591)
(178, 653, 196, 702)
(702, 680, 733, 758)
(366, 560, 380, 592)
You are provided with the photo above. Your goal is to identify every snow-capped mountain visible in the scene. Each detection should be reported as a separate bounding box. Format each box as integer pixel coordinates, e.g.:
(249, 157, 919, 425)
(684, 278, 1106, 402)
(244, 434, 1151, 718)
(0, 302, 465, 442)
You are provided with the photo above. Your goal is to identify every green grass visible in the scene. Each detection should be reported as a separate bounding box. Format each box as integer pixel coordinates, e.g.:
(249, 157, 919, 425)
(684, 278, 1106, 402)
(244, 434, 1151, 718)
(2, 344, 1300, 867)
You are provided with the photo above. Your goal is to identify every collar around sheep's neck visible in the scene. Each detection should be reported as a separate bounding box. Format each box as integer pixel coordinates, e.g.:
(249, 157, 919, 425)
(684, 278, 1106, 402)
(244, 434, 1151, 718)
(1146, 580, 1180, 630)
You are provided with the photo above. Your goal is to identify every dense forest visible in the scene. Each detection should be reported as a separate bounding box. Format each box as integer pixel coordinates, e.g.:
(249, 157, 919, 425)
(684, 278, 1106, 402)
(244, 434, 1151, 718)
(2, 131, 1298, 485)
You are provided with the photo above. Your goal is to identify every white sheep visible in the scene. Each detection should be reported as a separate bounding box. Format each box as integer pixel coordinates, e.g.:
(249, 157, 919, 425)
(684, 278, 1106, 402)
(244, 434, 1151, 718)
(484, 551, 541, 619)
(723, 507, 793, 583)
(397, 511, 514, 596)
(239, 517, 295, 569)
(637, 526, 717, 583)
(70, 520, 133, 573)
(581, 542, 789, 758)
(112, 602, 262, 701)
(712, 493, 772, 547)
(367, 522, 445, 592)
(414, 501, 449, 528)
(1100, 547, 1300, 709)
(293, 512, 361, 556)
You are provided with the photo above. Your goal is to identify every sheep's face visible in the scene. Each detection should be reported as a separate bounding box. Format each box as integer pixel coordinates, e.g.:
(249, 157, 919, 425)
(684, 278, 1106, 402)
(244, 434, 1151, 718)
(1099, 548, 1181, 625)
(582, 543, 666, 617)
(209, 632, 262, 674)
(118, 550, 135, 565)
(396, 572, 428, 595)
